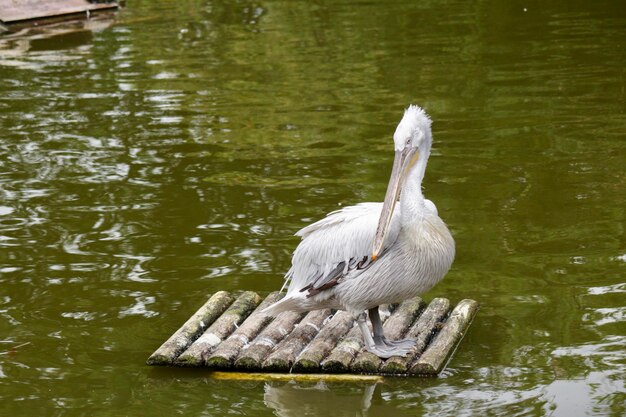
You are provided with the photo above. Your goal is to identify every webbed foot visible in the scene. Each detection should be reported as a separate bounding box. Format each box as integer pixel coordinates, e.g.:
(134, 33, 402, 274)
(377, 336, 416, 349)
(363, 339, 415, 358)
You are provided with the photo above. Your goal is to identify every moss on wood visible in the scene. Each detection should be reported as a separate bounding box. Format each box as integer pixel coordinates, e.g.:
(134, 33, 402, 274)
(146, 291, 234, 365)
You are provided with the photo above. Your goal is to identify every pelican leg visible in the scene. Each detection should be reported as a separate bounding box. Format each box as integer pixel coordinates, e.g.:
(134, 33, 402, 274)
(355, 310, 413, 358)
(356, 312, 377, 348)
(368, 307, 416, 351)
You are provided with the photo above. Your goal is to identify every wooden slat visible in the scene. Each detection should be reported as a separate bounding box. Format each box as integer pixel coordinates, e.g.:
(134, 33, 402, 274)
(208, 371, 384, 383)
(0, 0, 118, 24)
(380, 297, 450, 374)
(176, 291, 261, 366)
(234, 310, 305, 370)
(262, 309, 332, 372)
(205, 292, 282, 369)
(410, 299, 479, 375)
(320, 324, 362, 373)
(292, 310, 354, 373)
(146, 291, 233, 365)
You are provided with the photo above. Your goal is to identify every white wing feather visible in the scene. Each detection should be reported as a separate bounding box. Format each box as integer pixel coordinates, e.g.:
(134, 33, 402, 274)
(283, 202, 401, 294)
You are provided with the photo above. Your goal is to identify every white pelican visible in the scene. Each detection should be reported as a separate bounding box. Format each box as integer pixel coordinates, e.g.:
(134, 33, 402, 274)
(264, 105, 455, 357)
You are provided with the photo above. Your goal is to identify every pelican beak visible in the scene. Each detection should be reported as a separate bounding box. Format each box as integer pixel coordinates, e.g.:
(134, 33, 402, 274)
(372, 146, 419, 261)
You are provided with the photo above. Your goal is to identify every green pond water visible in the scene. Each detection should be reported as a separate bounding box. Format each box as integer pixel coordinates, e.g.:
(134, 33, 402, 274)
(1, 1, 624, 415)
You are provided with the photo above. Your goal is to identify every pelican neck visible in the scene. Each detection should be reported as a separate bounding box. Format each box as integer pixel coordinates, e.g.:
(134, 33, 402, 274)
(400, 146, 430, 222)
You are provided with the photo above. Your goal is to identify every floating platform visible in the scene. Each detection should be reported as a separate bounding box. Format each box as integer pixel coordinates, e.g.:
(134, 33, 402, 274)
(0, 0, 120, 30)
(147, 291, 478, 377)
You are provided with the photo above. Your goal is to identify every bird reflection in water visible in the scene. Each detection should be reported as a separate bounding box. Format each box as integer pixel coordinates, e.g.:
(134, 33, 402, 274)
(263, 381, 410, 417)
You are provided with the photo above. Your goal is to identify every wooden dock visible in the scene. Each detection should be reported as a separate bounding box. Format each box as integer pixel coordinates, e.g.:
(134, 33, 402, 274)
(0, 0, 119, 29)
(147, 291, 478, 377)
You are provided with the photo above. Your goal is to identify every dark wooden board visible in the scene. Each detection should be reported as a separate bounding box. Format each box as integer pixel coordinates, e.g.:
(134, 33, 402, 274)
(0, 0, 118, 25)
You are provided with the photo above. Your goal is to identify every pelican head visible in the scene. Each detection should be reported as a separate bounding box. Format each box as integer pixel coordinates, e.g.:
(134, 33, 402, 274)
(372, 105, 433, 260)
(392, 105, 432, 152)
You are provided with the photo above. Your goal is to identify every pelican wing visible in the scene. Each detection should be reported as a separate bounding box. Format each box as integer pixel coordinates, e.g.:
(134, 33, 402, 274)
(283, 202, 401, 295)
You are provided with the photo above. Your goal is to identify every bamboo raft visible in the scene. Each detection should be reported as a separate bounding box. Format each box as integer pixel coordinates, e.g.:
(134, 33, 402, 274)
(147, 291, 478, 377)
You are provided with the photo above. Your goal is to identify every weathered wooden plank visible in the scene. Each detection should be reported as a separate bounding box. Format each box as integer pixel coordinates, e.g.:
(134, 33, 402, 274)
(0, 0, 118, 24)
(234, 310, 305, 370)
(146, 291, 234, 365)
(380, 297, 450, 374)
(410, 299, 479, 375)
(262, 309, 332, 372)
(292, 310, 355, 373)
(208, 371, 384, 383)
(205, 292, 282, 369)
(351, 297, 425, 373)
(176, 291, 261, 366)
(320, 325, 362, 373)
